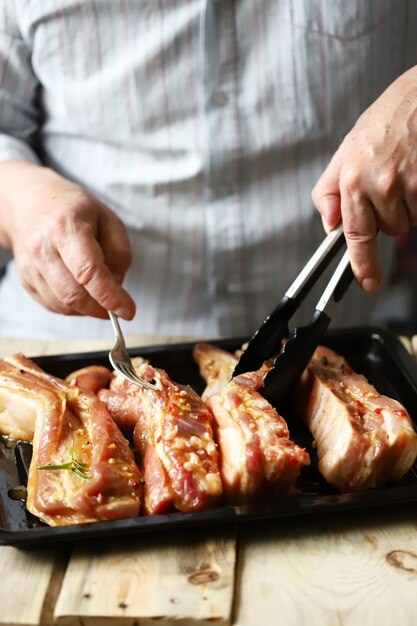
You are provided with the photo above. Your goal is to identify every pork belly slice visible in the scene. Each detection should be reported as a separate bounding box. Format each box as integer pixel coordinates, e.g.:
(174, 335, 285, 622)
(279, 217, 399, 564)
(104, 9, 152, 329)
(99, 357, 223, 515)
(192, 343, 237, 401)
(97, 389, 141, 432)
(98, 357, 153, 434)
(4, 354, 141, 525)
(293, 345, 417, 492)
(193, 343, 310, 503)
(0, 360, 45, 441)
(0, 357, 113, 437)
(65, 365, 112, 394)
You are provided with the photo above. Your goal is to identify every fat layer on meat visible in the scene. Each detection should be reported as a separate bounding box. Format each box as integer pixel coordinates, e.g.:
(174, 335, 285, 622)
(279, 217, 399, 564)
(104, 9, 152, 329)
(99, 357, 223, 515)
(193, 343, 310, 503)
(65, 365, 112, 394)
(3, 354, 142, 525)
(0, 360, 42, 441)
(293, 345, 417, 492)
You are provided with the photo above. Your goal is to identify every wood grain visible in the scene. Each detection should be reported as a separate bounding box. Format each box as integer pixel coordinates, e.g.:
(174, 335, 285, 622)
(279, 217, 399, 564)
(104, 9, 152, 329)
(0, 335, 416, 626)
(234, 340, 417, 626)
(234, 508, 417, 626)
(54, 528, 237, 626)
(0, 545, 60, 625)
(0, 339, 71, 626)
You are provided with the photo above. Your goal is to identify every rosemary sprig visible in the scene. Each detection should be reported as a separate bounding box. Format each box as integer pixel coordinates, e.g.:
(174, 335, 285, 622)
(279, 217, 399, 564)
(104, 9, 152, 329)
(38, 439, 90, 479)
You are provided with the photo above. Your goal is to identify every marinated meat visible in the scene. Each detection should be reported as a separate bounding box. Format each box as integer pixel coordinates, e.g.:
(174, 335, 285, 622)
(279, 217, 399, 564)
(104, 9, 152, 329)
(3, 337, 415, 526)
(65, 365, 112, 394)
(99, 358, 223, 514)
(293, 345, 417, 491)
(193, 343, 237, 401)
(193, 343, 310, 503)
(3, 354, 142, 525)
(97, 389, 141, 432)
(0, 360, 44, 441)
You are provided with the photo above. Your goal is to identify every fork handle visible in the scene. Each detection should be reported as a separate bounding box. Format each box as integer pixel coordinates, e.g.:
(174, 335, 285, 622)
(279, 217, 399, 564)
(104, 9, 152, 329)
(109, 312, 125, 344)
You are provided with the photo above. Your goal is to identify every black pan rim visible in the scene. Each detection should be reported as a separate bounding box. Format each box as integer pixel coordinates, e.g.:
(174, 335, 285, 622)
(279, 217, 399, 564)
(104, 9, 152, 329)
(2, 325, 417, 547)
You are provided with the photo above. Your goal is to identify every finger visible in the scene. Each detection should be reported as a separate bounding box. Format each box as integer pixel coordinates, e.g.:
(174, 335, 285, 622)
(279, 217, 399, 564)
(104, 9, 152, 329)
(340, 186, 380, 292)
(59, 221, 135, 319)
(43, 260, 111, 318)
(373, 197, 411, 236)
(18, 264, 82, 316)
(98, 209, 133, 279)
(312, 147, 344, 230)
(367, 169, 411, 236)
(28, 236, 111, 318)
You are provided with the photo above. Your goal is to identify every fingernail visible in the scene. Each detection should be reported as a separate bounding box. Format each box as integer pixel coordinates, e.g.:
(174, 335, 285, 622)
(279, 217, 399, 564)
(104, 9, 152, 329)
(321, 215, 332, 234)
(115, 306, 133, 319)
(361, 278, 379, 293)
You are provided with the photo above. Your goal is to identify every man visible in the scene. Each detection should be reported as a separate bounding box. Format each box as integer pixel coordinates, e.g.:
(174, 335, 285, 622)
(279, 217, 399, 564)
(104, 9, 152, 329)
(0, 1, 415, 339)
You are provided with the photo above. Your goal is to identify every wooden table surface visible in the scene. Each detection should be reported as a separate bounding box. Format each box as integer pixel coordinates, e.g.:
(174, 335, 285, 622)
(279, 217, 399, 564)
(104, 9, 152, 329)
(1, 333, 417, 626)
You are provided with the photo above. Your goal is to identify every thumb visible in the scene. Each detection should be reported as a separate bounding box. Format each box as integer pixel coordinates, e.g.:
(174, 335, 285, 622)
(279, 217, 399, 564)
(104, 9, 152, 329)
(312, 147, 343, 231)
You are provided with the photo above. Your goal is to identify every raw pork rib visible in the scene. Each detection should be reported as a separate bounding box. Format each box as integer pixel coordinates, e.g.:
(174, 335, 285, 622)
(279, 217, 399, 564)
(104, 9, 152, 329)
(193, 343, 310, 503)
(4, 354, 141, 525)
(293, 345, 417, 492)
(0, 360, 42, 441)
(65, 365, 112, 394)
(99, 357, 223, 514)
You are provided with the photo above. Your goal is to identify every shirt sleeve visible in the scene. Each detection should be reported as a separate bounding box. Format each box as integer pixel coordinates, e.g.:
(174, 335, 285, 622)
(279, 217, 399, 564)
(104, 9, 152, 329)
(0, 5, 41, 165)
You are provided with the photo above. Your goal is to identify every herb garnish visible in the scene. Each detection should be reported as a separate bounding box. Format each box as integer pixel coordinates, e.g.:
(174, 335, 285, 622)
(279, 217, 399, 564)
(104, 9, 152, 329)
(38, 440, 90, 479)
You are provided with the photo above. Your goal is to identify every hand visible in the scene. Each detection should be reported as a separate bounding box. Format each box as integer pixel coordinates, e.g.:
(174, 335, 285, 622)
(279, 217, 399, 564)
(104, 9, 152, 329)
(0, 161, 135, 319)
(312, 66, 417, 292)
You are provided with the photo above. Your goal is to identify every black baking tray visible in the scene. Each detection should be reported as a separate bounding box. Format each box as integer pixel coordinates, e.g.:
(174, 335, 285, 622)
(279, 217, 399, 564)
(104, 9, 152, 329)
(1, 326, 417, 547)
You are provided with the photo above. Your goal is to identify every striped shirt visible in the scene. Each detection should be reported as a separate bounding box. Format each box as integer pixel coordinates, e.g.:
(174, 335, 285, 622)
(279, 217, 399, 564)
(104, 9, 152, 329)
(0, 0, 415, 340)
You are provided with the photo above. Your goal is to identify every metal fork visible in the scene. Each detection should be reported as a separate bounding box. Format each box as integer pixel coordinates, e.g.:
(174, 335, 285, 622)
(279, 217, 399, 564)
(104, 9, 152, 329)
(108, 312, 158, 390)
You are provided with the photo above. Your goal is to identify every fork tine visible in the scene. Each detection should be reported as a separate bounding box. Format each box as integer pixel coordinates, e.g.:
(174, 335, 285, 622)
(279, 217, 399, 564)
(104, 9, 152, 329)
(109, 353, 158, 391)
(108, 312, 159, 391)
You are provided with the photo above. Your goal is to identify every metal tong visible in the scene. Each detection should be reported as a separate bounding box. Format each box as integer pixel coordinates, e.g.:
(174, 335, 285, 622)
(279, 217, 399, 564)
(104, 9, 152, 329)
(233, 223, 353, 405)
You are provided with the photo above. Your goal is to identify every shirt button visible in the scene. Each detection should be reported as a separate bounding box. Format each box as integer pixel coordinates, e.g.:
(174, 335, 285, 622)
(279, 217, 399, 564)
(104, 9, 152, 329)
(211, 91, 228, 107)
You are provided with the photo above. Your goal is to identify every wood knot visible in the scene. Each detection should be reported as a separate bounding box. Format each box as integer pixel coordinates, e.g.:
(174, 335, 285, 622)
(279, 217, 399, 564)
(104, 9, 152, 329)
(386, 549, 417, 574)
(187, 568, 220, 585)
